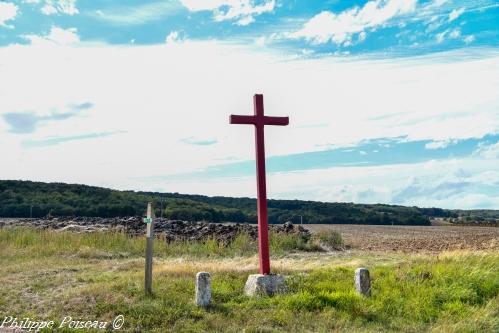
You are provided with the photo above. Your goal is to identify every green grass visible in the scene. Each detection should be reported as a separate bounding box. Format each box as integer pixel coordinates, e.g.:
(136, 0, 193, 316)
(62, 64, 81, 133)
(0, 228, 498, 332)
(0, 227, 320, 261)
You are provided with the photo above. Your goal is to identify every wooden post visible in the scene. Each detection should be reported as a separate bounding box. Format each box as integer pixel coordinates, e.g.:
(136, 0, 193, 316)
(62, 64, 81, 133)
(144, 202, 155, 295)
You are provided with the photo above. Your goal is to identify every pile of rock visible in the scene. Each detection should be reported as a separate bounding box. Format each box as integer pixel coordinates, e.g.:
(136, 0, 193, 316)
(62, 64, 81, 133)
(0, 217, 310, 244)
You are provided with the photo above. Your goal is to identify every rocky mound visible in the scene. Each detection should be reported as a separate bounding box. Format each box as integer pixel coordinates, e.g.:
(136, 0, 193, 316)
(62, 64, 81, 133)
(0, 217, 311, 244)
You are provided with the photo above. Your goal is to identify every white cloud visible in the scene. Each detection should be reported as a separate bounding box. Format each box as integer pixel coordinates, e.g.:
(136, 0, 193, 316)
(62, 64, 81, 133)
(23, 26, 80, 46)
(29, 0, 79, 15)
(0, 42, 498, 208)
(41, 4, 57, 15)
(448, 7, 465, 22)
(358, 31, 367, 42)
(0, 2, 18, 28)
(179, 0, 275, 25)
(435, 31, 446, 43)
(288, 0, 417, 46)
(255, 36, 266, 47)
(425, 139, 457, 149)
(449, 29, 461, 39)
(151, 159, 499, 209)
(93, 2, 179, 25)
(435, 28, 461, 43)
(165, 31, 182, 44)
(236, 15, 254, 26)
(428, 0, 448, 8)
(463, 35, 475, 44)
(475, 142, 499, 159)
(424, 15, 444, 33)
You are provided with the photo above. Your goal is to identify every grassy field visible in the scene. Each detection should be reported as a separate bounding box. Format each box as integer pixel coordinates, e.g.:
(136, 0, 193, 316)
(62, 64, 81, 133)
(0, 227, 498, 332)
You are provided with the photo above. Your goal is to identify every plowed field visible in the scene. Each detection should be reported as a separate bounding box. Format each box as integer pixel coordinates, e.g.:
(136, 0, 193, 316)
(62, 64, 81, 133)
(306, 224, 499, 252)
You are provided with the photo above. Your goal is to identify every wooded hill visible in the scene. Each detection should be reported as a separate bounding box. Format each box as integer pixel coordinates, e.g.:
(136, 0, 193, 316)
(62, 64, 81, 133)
(1, 179, 492, 226)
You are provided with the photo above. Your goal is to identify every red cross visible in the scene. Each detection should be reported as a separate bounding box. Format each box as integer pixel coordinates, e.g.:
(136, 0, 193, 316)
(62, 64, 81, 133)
(230, 94, 289, 275)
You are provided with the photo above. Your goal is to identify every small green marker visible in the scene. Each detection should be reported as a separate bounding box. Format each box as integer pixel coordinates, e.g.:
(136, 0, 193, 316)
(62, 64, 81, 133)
(143, 217, 152, 224)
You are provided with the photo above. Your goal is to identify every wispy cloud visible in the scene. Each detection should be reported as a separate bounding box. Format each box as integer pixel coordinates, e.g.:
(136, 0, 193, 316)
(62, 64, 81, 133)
(165, 31, 187, 44)
(424, 139, 457, 150)
(181, 136, 218, 146)
(287, 0, 417, 46)
(179, 0, 275, 26)
(281, 0, 498, 53)
(92, 1, 181, 25)
(2, 103, 93, 134)
(448, 7, 465, 22)
(139, 158, 499, 209)
(463, 35, 475, 44)
(41, 0, 78, 16)
(70, 102, 94, 111)
(23, 131, 124, 147)
(435, 28, 461, 43)
(24, 0, 78, 15)
(157, 135, 499, 180)
(474, 141, 499, 159)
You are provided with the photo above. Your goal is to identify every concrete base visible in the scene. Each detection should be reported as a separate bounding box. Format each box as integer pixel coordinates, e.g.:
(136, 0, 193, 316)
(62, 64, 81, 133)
(244, 274, 287, 297)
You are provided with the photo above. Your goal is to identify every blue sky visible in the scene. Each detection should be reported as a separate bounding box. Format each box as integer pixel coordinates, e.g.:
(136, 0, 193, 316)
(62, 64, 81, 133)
(1, 0, 498, 53)
(1, 0, 498, 209)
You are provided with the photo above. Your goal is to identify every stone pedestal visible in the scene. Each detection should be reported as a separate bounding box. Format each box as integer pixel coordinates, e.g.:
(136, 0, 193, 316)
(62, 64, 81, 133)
(354, 268, 371, 297)
(195, 272, 211, 307)
(244, 274, 287, 297)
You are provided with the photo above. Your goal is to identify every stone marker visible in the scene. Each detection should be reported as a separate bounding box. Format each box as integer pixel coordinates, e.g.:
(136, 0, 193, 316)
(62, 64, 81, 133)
(244, 274, 287, 297)
(195, 272, 211, 307)
(354, 268, 371, 297)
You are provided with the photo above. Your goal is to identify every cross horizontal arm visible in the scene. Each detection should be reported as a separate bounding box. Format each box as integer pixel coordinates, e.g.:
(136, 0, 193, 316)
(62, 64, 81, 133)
(263, 116, 289, 126)
(230, 115, 289, 126)
(230, 115, 256, 125)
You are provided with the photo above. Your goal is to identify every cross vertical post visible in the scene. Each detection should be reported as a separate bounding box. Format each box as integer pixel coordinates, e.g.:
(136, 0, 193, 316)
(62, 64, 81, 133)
(230, 94, 289, 275)
(144, 202, 155, 295)
(254, 95, 270, 275)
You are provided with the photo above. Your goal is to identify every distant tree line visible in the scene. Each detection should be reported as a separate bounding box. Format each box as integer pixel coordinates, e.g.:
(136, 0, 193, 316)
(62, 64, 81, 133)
(0, 180, 440, 226)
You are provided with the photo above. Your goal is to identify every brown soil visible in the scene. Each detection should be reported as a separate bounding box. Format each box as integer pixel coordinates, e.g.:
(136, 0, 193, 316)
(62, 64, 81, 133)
(305, 224, 499, 252)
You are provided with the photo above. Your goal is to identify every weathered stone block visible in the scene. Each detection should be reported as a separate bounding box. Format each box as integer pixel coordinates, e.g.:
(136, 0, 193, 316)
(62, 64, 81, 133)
(244, 274, 287, 297)
(354, 267, 371, 297)
(195, 272, 211, 307)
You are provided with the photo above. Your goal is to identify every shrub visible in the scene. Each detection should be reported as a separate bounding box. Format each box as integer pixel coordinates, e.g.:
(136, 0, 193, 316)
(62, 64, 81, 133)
(313, 230, 344, 250)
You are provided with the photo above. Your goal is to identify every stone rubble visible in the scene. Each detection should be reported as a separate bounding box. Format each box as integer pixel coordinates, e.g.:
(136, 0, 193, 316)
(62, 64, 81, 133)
(0, 217, 310, 244)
